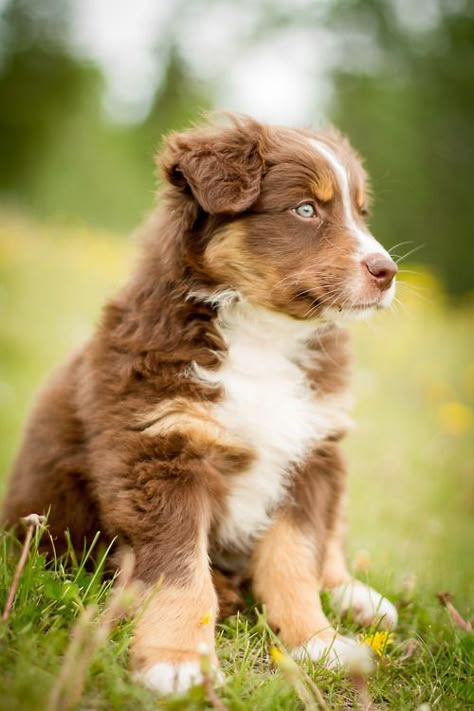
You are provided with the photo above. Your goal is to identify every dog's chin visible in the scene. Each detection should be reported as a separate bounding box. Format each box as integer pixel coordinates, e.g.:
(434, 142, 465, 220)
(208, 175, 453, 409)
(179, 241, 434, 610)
(321, 304, 377, 324)
(319, 283, 396, 325)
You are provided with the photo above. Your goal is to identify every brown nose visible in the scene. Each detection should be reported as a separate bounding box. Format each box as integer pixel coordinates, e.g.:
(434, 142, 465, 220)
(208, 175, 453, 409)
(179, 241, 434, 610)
(363, 253, 398, 291)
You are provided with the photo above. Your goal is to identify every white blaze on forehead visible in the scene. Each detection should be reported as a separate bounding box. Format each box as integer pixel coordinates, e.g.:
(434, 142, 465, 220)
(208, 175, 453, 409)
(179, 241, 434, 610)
(307, 138, 391, 260)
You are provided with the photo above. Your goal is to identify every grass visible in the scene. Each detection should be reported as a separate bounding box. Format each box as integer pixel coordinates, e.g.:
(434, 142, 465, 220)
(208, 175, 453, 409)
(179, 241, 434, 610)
(0, 212, 473, 709)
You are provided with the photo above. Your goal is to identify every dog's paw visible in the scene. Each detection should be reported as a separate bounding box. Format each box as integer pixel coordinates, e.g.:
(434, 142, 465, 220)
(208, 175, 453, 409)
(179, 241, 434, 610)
(329, 580, 398, 629)
(138, 659, 223, 695)
(292, 633, 357, 668)
(140, 660, 203, 694)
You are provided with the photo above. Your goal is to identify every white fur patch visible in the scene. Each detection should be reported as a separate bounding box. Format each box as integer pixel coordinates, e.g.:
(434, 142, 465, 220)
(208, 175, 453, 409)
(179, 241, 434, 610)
(139, 660, 224, 695)
(307, 137, 396, 314)
(193, 296, 352, 552)
(292, 633, 357, 667)
(330, 580, 398, 629)
(308, 138, 391, 262)
(140, 661, 203, 695)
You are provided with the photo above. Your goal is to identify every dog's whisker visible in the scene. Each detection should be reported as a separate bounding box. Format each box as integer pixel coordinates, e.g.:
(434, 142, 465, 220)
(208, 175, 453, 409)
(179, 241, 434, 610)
(387, 240, 414, 255)
(394, 243, 424, 263)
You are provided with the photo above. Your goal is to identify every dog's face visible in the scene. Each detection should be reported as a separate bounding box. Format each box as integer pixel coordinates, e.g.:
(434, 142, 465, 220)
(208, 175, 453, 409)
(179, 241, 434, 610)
(162, 116, 397, 322)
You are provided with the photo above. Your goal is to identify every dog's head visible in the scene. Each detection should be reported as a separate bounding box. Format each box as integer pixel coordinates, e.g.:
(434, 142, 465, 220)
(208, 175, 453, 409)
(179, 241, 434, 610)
(160, 114, 397, 322)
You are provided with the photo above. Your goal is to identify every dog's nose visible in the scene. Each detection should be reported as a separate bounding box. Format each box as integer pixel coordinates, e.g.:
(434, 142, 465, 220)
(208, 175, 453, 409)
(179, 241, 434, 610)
(363, 253, 398, 291)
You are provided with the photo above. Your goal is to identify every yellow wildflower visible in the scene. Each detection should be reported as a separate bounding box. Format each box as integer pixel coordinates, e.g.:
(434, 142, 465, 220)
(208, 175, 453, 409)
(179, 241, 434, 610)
(269, 646, 300, 674)
(438, 401, 472, 435)
(270, 646, 284, 664)
(199, 610, 212, 626)
(361, 631, 394, 657)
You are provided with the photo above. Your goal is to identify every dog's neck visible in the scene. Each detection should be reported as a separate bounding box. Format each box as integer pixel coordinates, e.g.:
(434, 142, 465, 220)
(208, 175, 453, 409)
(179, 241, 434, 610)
(190, 288, 332, 360)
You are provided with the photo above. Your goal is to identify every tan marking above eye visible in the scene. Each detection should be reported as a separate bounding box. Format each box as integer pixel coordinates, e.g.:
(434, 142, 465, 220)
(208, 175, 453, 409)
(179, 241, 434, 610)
(357, 194, 370, 216)
(311, 175, 334, 203)
(355, 186, 368, 213)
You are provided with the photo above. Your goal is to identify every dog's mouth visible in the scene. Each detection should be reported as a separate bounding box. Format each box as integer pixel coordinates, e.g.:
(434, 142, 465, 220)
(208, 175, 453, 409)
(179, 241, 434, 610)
(295, 291, 383, 315)
(343, 301, 383, 312)
(287, 282, 395, 322)
(315, 299, 385, 325)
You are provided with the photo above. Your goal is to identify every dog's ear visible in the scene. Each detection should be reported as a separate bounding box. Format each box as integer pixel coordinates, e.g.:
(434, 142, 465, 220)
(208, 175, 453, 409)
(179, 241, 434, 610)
(160, 115, 266, 215)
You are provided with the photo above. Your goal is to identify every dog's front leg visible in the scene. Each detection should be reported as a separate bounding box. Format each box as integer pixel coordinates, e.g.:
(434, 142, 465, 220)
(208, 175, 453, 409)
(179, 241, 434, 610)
(130, 535, 218, 694)
(250, 516, 356, 666)
(96, 452, 220, 695)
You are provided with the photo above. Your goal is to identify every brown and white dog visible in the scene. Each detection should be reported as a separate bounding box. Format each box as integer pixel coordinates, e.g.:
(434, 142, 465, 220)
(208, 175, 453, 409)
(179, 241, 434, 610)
(2, 114, 398, 694)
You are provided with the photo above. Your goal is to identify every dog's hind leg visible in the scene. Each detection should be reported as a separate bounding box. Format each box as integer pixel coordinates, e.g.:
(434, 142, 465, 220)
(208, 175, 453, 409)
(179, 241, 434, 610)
(1, 354, 104, 557)
(321, 476, 398, 630)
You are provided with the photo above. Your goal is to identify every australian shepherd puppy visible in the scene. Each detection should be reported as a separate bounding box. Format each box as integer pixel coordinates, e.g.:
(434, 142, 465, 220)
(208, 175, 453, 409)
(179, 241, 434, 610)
(3, 114, 399, 694)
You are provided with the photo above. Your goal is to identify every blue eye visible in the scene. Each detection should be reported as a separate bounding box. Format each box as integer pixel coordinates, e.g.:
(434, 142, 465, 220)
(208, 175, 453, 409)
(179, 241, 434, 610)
(294, 203, 316, 218)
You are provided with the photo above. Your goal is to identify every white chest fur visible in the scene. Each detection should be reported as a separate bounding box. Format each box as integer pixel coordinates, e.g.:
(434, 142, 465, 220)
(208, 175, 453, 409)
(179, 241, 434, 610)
(193, 296, 351, 552)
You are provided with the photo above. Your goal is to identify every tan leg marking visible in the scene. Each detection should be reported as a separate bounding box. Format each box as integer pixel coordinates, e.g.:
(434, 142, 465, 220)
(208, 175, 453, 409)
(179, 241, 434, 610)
(250, 517, 336, 648)
(321, 492, 351, 589)
(130, 579, 218, 671)
(250, 517, 359, 666)
(321, 537, 352, 589)
(321, 498, 398, 629)
(131, 529, 217, 669)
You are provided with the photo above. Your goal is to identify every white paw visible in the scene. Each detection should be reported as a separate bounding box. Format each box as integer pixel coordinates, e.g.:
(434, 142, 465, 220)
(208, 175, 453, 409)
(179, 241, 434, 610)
(292, 633, 357, 668)
(139, 661, 205, 695)
(330, 580, 398, 629)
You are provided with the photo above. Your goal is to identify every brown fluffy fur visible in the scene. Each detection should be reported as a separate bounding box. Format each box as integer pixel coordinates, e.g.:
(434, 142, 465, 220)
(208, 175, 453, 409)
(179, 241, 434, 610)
(2, 113, 397, 681)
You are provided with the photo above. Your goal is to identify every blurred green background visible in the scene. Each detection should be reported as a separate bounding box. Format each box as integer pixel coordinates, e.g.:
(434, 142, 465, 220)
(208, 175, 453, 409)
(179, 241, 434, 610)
(0, 0, 473, 605)
(0, 0, 473, 294)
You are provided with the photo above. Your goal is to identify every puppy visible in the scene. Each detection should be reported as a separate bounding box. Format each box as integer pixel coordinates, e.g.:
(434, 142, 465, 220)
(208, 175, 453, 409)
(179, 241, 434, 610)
(2, 114, 398, 694)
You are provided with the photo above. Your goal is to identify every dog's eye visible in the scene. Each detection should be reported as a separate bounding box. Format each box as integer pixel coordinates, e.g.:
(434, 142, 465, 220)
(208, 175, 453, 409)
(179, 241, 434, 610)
(293, 203, 316, 218)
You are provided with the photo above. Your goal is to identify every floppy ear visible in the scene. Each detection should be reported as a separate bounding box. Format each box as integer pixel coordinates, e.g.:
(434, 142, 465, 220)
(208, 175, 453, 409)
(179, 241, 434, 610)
(160, 115, 266, 215)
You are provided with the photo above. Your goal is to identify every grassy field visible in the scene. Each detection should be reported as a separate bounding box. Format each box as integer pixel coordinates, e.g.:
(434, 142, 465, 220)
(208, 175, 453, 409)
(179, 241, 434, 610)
(0, 212, 473, 710)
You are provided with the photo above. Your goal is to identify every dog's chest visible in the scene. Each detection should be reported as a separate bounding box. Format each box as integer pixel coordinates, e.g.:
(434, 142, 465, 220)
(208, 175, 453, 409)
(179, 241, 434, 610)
(197, 302, 347, 553)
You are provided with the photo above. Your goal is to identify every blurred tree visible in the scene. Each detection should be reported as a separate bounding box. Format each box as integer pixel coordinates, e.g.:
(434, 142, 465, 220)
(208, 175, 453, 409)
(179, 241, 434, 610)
(1, 0, 472, 293)
(0, 0, 210, 231)
(328, 0, 474, 294)
(0, 0, 99, 196)
(28, 46, 211, 230)
(140, 45, 212, 166)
